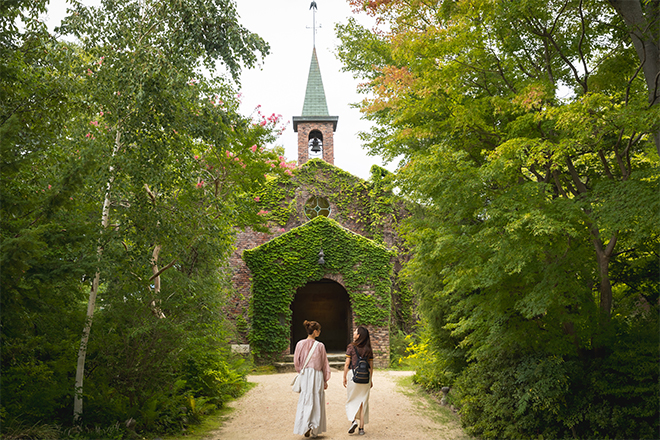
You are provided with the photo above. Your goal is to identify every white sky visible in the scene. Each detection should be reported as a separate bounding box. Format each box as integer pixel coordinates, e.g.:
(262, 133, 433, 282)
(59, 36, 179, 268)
(235, 0, 391, 180)
(44, 0, 392, 180)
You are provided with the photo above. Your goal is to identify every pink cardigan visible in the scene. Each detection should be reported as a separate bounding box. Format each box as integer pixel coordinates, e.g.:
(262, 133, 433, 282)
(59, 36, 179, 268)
(293, 338, 331, 383)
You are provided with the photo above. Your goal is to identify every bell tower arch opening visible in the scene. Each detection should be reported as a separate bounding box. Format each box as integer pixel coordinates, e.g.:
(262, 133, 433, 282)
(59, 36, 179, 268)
(308, 130, 323, 158)
(290, 278, 351, 353)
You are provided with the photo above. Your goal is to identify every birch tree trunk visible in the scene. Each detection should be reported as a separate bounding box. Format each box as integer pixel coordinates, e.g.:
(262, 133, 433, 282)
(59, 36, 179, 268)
(73, 130, 121, 424)
(150, 244, 166, 319)
(143, 185, 168, 319)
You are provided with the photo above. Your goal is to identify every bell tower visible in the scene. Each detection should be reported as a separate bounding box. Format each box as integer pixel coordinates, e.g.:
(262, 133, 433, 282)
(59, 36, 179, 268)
(292, 3, 338, 165)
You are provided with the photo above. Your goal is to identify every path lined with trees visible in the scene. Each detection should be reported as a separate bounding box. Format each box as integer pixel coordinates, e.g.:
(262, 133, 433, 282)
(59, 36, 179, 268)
(2, 0, 658, 439)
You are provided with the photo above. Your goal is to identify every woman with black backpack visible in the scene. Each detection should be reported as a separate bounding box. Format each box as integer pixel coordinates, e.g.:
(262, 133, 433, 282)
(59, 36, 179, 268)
(342, 325, 374, 436)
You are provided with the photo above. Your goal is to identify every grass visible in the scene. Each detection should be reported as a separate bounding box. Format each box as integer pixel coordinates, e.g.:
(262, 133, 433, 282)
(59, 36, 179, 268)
(248, 365, 277, 375)
(387, 358, 417, 371)
(394, 374, 473, 439)
(0, 420, 62, 440)
(160, 407, 233, 440)
(161, 382, 258, 440)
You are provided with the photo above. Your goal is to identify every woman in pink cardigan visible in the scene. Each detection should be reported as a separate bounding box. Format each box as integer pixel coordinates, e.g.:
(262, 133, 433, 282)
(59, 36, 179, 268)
(292, 320, 331, 438)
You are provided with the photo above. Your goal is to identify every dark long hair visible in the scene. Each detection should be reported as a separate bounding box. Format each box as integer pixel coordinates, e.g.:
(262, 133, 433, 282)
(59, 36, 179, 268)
(351, 325, 372, 358)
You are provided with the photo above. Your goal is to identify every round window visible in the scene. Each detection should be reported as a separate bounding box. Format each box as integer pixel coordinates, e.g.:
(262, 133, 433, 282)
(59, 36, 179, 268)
(304, 196, 331, 219)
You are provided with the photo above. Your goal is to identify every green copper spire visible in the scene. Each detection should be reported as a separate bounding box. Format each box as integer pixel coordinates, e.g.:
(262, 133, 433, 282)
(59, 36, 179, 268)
(301, 48, 329, 116)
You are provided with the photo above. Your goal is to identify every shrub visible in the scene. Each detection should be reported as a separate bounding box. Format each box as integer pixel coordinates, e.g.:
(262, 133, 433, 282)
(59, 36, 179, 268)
(451, 315, 659, 439)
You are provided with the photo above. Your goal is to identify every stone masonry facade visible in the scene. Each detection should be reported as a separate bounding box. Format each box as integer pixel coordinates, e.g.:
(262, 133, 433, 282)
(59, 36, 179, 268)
(297, 121, 335, 165)
(223, 162, 410, 369)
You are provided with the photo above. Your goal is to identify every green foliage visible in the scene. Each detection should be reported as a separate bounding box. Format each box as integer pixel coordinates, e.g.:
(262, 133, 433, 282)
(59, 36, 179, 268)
(391, 273, 414, 332)
(338, 0, 660, 437)
(181, 352, 247, 407)
(456, 315, 659, 439)
(253, 176, 297, 226)
(0, 0, 278, 436)
(59, 0, 269, 80)
(235, 314, 249, 335)
(244, 216, 394, 360)
(387, 328, 410, 367)
(456, 353, 577, 439)
(407, 336, 454, 392)
(71, 269, 249, 433)
(1, 1, 96, 431)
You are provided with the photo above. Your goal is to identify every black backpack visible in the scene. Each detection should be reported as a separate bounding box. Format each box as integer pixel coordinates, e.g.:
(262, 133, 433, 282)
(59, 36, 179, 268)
(352, 348, 370, 384)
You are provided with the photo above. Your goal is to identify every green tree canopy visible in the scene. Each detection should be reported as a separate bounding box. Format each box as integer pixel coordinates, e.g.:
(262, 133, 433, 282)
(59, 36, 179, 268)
(1, 0, 289, 434)
(337, 0, 659, 438)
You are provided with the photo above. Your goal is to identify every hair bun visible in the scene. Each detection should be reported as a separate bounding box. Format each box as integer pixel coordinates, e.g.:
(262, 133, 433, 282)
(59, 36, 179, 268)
(302, 320, 321, 335)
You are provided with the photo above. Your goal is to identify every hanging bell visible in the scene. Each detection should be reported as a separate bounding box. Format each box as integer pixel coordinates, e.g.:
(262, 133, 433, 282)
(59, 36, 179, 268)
(310, 138, 321, 153)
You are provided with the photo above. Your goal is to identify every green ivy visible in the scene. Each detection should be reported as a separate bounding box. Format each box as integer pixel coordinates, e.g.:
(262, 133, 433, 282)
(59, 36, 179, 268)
(243, 216, 394, 361)
(366, 164, 396, 243)
(253, 176, 296, 226)
(290, 161, 369, 230)
(392, 274, 415, 331)
(254, 159, 405, 241)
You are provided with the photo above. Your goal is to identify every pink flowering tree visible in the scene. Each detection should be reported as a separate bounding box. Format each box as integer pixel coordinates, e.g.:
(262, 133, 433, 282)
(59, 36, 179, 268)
(189, 104, 292, 230)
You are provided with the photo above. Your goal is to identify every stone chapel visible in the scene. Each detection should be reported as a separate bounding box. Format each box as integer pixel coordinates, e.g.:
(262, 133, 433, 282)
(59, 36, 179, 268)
(225, 39, 411, 369)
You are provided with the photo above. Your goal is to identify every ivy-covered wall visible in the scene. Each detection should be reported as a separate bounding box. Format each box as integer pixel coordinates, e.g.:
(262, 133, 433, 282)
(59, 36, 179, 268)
(243, 216, 394, 363)
(255, 159, 403, 240)
(225, 159, 415, 363)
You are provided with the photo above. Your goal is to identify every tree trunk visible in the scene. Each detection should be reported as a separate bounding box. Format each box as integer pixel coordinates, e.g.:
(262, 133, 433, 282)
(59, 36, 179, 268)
(590, 227, 618, 322)
(73, 130, 121, 425)
(150, 244, 166, 319)
(607, 0, 660, 156)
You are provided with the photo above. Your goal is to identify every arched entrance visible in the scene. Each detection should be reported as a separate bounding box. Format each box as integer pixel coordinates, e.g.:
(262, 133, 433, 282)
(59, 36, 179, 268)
(290, 279, 351, 353)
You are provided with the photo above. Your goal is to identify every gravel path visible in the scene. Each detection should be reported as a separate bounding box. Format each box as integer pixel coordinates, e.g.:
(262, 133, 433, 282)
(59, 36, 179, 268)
(208, 369, 468, 440)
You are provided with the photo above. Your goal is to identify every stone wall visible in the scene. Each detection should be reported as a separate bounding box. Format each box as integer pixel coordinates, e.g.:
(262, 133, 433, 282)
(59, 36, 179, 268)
(225, 227, 276, 343)
(296, 122, 335, 165)
(224, 162, 408, 365)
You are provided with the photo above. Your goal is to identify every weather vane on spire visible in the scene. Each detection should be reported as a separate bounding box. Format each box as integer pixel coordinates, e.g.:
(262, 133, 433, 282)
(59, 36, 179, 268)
(309, 1, 319, 48)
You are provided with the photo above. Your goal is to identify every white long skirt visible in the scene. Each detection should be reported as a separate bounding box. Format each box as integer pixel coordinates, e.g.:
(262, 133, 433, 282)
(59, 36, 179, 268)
(345, 369, 370, 424)
(293, 367, 327, 435)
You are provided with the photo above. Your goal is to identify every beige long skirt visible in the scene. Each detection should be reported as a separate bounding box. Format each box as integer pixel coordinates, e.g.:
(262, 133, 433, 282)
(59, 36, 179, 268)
(345, 369, 370, 424)
(293, 367, 327, 435)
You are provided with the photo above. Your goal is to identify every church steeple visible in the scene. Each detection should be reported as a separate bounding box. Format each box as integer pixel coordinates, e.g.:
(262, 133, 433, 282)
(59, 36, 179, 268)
(293, 3, 338, 166)
(301, 48, 329, 117)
